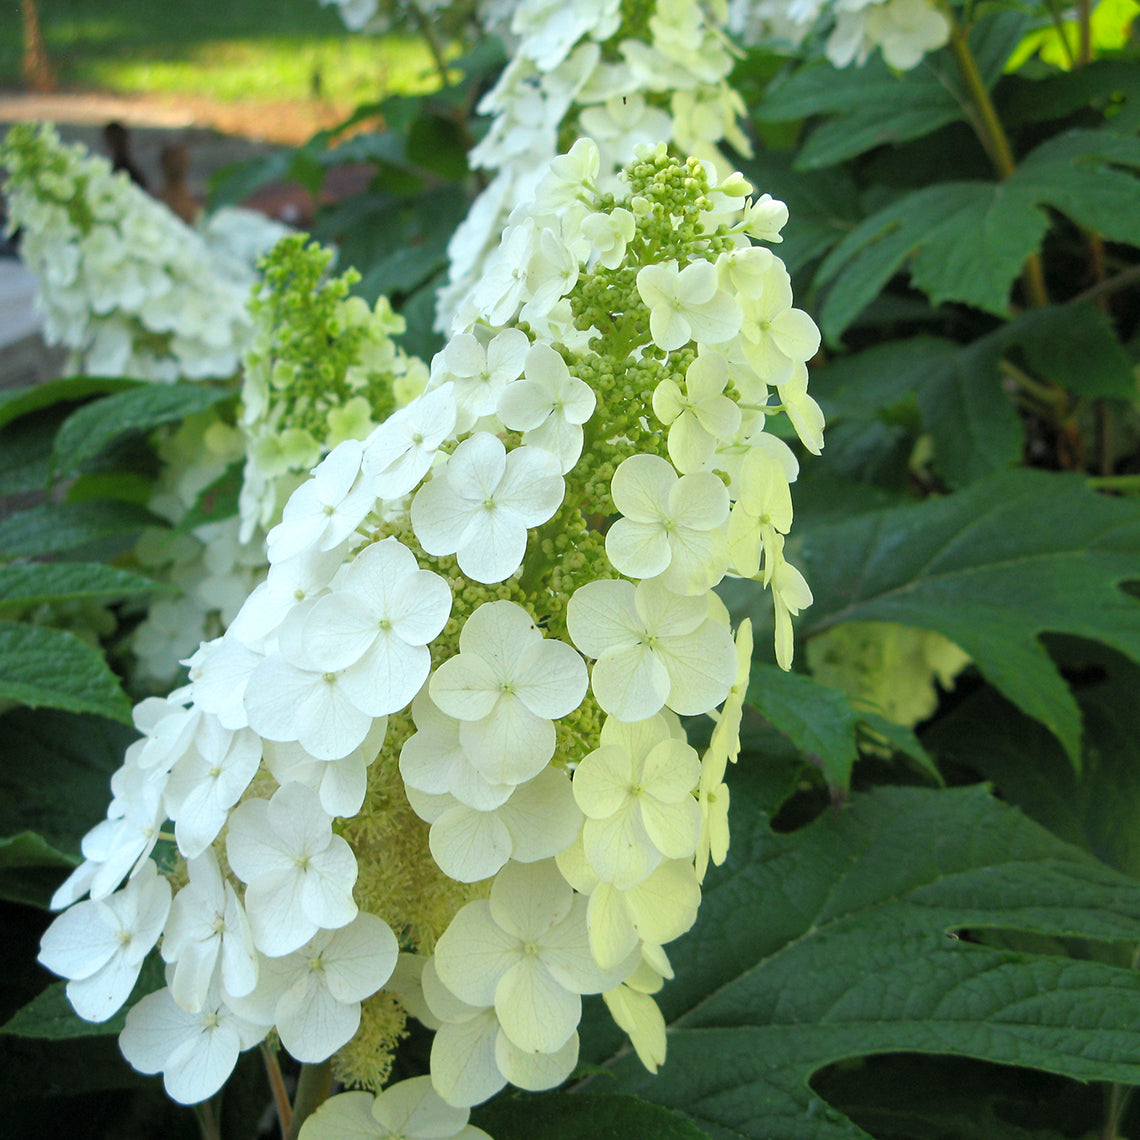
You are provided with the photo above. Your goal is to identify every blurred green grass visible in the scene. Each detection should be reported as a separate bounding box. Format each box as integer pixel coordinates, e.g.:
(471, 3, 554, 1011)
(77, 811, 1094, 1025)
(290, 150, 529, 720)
(0, 0, 442, 105)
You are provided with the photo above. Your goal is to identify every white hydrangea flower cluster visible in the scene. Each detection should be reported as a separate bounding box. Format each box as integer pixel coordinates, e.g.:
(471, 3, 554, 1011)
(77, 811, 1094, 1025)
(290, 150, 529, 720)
(37, 142, 822, 1117)
(0, 122, 253, 381)
(437, 0, 750, 330)
(726, 0, 950, 70)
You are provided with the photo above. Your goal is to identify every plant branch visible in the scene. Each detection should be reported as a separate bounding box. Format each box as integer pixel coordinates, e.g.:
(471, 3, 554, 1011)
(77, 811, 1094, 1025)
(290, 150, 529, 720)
(262, 1041, 293, 1139)
(944, 9, 1049, 307)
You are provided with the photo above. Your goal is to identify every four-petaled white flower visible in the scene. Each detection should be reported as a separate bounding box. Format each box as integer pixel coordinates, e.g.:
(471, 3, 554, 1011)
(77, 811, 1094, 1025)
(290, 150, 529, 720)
(229, 912, 398, 1062)
(161, 849, 258, 1012)
(497, 342, 596, 473)
(636, 258, 742, 352)
(433, 860, 632, 1055)
(572, 713, 702, 889)
(361, 383, 458, 499)
(567, 577, 738, 721)
(429, 329, 529, 434)
(605, 453, 730, 594)
(430, 600, 589, 785)
(38, 859, 171, 1023)
(226, 782, 358, 956)
(300, 536, 452, 717)
(119, 979, 269, 1105)
(411, 433, 564, 584)
(266, 440, 374, 563)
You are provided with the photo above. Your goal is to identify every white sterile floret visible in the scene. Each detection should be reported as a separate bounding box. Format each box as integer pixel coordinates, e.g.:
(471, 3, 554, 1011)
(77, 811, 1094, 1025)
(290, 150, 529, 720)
(405, 765, 583, 883)
(739, 192, 789, 243)
(636, 259, 743, 352)
(433, 860, 633, 1056)
(727, 447, 794, 582)
(38, 859, 171, 1023)
(777, 361, 826, 455)
(243, 642, 378, 763)
(567, 578, 738, 721)
(361, 383, 458, 500)
(605, 453, 730, 594)
(429, 600, 589, 785)
(420, 958, 580, 1107)
(163, 717, 262, 859)
(299, 1076, 492, 1140)
(651, 350, 743, 474)
(225, 782, 358, 957)
(400, 689, 516, 811)
(497, 342, 596, 473)
(411, 433, 565, 584)
(230, 913, 398, 1062)
(739, 259, 821, 385)
(161, 849, 258, 1012)
(300, 537, 452, 718)
(536, 137, 600, 209)
(580, 206, 637, 271)
(119, 979, 269, 1105)
(266, 440, 375, 564)
(263, 718, 389, 819)
(770, 537, 814, 671)
(429, 329, 529, 434)
(556, 836, 701, 970)
(572, 714, 702, 889)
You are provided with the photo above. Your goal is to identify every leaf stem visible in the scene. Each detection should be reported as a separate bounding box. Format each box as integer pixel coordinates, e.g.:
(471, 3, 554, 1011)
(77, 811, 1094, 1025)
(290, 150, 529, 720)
(287, 1059, 334, 1140)
(944, 9, 1049, 307)
(409, 1, 454, 92)
(262, 1041, 293, 1139)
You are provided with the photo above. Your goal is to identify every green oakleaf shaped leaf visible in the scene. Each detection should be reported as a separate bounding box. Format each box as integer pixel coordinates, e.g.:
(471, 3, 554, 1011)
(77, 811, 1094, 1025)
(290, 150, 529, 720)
(584, 778, 1140, 1140)
(795, 469, 1140, 763)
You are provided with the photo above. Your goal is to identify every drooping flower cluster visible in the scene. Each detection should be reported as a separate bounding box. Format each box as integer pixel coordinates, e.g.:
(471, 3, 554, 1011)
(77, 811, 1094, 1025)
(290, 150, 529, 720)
(727, 0, 950, 70)
(38, 143, 822, 1117)
(437, 0, 751, 330)
(0, 122, 256, 381)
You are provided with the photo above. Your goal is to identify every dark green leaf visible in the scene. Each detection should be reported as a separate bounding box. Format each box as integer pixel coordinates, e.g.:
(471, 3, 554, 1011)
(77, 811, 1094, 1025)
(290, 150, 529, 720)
(0, 709, 134, 858)
(2, 955, 163, 1040)
(474, 1093, 710, 1140)
(1002, 303, 1136, 399)
(746, 664, 859, 788)
(913, 335, 1022, 487)
(1004, 59, 1140, 126)
(815, 181, 1045, 339)
(925, 644, 1140, 878)
(797, 469, 1140, 763)
(0, 621, 131, 723)
(0, 832, 78, 909)
(815, 129, 1140, 337)
(52, 384, 234, 479)
(758, 13, 1028, 170)
(0, 501, 162, 559)
(0, 563, 168, 613)
(587, 778, 1140, 1140)
(758, 56, 964, 170)
(0, 377, 139, 433)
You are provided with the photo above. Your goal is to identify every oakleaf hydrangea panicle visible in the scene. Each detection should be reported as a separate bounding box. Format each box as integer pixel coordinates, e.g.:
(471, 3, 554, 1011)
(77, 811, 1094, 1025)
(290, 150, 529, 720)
(36, 142, 822, 1120)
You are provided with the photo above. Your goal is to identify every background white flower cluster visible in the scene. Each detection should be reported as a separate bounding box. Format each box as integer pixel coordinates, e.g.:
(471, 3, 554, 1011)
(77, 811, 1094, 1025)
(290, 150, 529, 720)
(37, 136, 822, 1121)
(1, 123, 261, 382)
(436, 0, 751, 330)
(727, 0, 951, 70)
